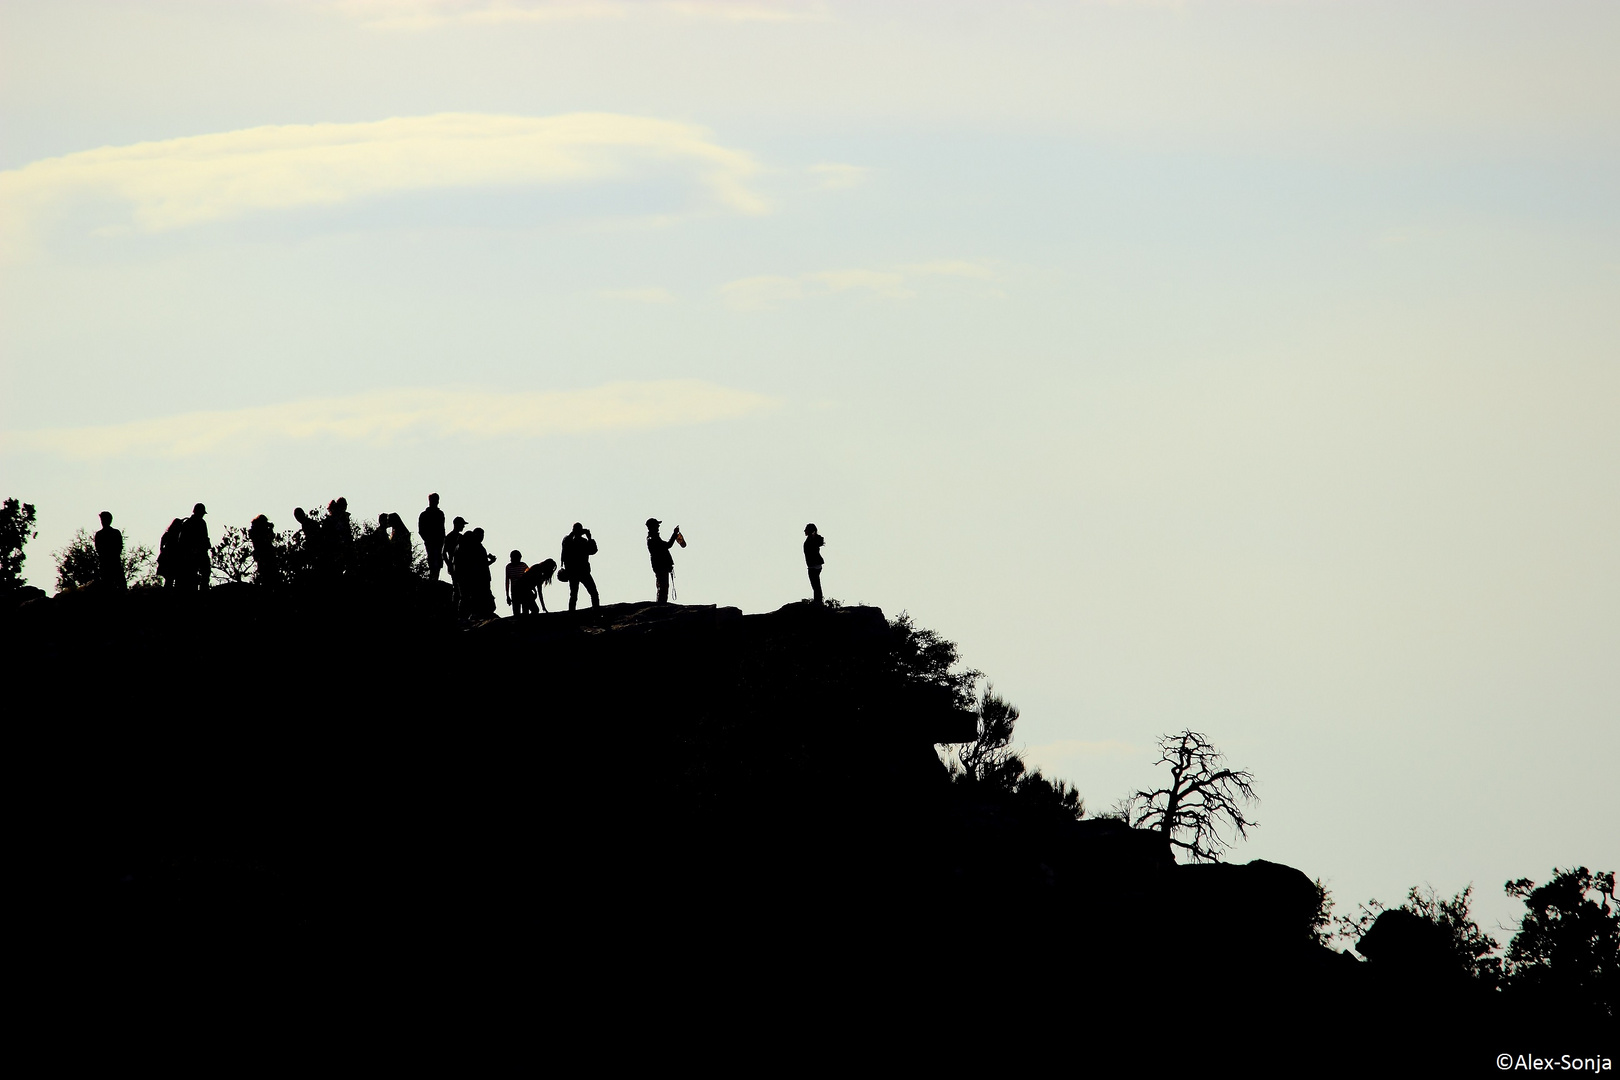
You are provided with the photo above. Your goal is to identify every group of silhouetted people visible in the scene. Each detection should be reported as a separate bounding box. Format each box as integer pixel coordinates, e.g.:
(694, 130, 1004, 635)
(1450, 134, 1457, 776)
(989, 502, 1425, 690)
(80, 495, 832, 614)
(152, 504, 211, 592)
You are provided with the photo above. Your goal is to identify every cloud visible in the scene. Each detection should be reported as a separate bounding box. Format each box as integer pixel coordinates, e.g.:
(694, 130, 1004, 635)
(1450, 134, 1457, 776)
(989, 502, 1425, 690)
(902, 259, 996, 279)
(661, 1, 827, 21)
(720, 259, 996, 309)
(7, 380, 777, 460)
(1024, 739, 1139, 765)
(325, 0, 826, 30)
(809, 162, 869, 189)
(719, 274, 805, 310)
(0, 112, 768, 254)
(596, 287, 676, 303)
(806, 268, 911, 298)
(1023, 735, 1140, 761)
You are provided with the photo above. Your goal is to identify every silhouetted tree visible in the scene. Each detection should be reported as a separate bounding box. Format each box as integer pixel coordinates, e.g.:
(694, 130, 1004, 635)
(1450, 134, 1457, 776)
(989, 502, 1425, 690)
(1124, 730, 1258, 862)
(887, 611, 979, 713)
(1310, 879, 1335, 948)
(210, 525, 256, 585)
(1, 498, 39, 591)
(894, 617, 1084, 820)
(944, 684, 1024, 789)
(1336, 884, 1502, 983)
(54, 528, 157, 592)
(1009, 767, 1085, 821)
(1504, 867, 1618, 1016)
(936, 683, 1085, 819)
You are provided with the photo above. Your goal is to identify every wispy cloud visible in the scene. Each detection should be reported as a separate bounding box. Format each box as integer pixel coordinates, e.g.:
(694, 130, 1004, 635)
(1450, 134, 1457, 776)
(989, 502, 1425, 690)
(0, 112, 768, 254)
(808, 268, 910, 298)
(595, 287, 676, 303)
(901, 259, 996, 279)
(809, 162, 869, 189)
(325, 0, 827, 30)
(720, 259, 997, 310)
(1025, 739, 1139, 762)
(7, 380, 777, 460)
(662, 1, 826, 21)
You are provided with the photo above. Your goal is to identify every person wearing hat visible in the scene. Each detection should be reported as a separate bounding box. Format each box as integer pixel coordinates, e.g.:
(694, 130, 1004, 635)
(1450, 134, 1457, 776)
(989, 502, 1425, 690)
(646, 518, 681, 604)
(803, 523, 825, 604)
(182, 502, 210, 591)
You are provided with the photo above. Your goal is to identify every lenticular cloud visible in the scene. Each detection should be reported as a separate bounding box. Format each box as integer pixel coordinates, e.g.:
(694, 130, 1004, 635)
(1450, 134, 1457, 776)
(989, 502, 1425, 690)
(0, 112, 768, 252)
(9, 381, 779, 460)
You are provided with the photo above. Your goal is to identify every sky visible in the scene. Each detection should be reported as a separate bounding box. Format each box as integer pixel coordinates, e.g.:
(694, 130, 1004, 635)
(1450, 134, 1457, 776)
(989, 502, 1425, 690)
(3, 0, 1616, 937)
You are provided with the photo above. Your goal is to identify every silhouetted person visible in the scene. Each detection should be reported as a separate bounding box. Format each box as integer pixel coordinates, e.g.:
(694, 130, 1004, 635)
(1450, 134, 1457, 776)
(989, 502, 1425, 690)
(804, 523, 825, 604)
(94, 511, 125, 591)
(444, 516, 468, 608)
(418, 494, 446, 581)
(560, 522, 600, 611)
(248, 514, 277, 585)
(521, 558, 557, 613)
(182, 503, 210, 591)
(646, 518, 680, 604)
(294, 507, 320, 547)
(389, 513, 413, 573)
(157, 518, 184, 589)
(455, 526, 497, 620)
(363, 512, 392, 570)
(506, 550, 537, 615)
(294, 507, 325, 578)
(325, 498, 352, 570)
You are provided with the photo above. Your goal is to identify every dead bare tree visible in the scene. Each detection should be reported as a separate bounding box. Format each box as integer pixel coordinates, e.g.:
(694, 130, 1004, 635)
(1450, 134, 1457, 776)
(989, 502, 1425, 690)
(1126, 730, 1258, 862)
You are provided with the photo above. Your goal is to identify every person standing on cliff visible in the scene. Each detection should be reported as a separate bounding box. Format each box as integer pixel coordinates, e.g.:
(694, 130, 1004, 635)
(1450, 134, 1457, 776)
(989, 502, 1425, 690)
(505, 550, 537, 615)
(183, 503, 211, 591)
(803, 523, 825, 604)
(94, 511, 125, 591)
(324, 497, 352, 573)
(418, 493, 446, 581)
(645, 518, 681, 604)
(388, 512, 413, 573)
(158, 518, 184, 589)
(560, 522, 600, 611)
(443, 516, 468, 608)
(248, 514, 277, 585)
(456, 526, 498, 620)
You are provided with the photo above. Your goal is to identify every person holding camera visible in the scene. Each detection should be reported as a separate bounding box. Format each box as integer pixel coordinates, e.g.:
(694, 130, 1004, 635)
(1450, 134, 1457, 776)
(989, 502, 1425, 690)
(646, 518, 683, 604)
(559, 522, 600, 611)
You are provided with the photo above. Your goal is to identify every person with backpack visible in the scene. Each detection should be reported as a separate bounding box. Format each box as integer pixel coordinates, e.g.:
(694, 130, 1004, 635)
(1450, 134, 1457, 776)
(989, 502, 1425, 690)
(157, 518, 184, 589)
(559, 522, 600, 611)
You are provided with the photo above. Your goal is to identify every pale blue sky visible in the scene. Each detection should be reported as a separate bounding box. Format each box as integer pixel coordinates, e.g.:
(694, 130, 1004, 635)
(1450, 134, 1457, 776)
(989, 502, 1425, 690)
(3, 0, 1617, 935)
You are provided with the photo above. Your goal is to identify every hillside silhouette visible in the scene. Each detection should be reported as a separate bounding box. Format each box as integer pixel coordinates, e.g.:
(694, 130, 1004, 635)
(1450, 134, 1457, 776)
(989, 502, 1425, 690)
(7, 573, 1612, 1063)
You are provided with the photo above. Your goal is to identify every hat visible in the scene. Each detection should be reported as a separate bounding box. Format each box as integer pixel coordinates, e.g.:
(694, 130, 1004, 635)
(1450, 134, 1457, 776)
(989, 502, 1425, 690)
(646, 518, 661, 530)
(453, 516, 467, 526)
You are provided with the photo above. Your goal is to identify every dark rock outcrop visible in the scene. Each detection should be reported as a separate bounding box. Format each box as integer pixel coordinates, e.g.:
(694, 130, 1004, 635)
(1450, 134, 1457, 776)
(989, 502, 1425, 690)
(12, 586, 1555, 1060)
